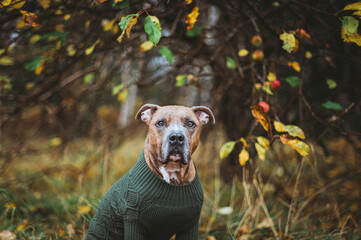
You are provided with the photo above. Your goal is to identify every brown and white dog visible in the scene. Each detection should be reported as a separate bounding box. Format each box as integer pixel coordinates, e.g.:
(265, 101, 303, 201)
(135, 104, 215, 185)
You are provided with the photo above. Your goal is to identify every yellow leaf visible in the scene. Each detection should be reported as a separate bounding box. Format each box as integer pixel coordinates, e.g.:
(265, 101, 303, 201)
(280, 134, 309, 156)
(251, 105, 269, 132)
(0, 0, 11, 8)
(78, 205, 90, 215)
(34, 60, 44, 75)
(185, 0, 192, 4)
(354, 10, 361, 16)
(67, 44, 76, 56)
(20, 10, 41, 28)
(64, 14, 71, 21)
(140, 41, 154, 52)
(274, 121, 285, 132)
(55, 9, 62, 15)
(5, 201, 16, 209)
(39, 0, 51, 10)
(255, 142, 266, 160)
(280, 32, 296, 53)
(240, 137, 249, 148)
(238, 49, 249, 57)
(117, 89, 128, 103)
(186, 6, 199, 31)
(343, 2, 361, 11)
(0, 56, 14, 66)
(284, 125, 305, 139)
(305, 51, 312, 59)
(239, 148, 249, 166)
(11, 0, 26, 9)
(49, 137, 62, 146)
(85, 39, 100, 55)
(29, 34, 41, 44)
(117, 31, 125, 43)
(102, 19, 116, 32)
(85, 20, 91, 29)
(114, 0, 123, 2)
(25, 82, 34, 90)
(219, 141, 236, 159)
(287, 61, 301, 72)
(257, 136, 270, 150)
(341, 30, 361, 46)
(16, 224, 24, 232)
(16, 19, 25, 29)
(267, 72, 276, 81)
(113, 24, 119, 34)
(126, 17, 138, 38)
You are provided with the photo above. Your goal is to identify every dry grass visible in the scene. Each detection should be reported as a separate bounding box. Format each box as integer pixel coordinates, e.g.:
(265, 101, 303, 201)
(1, 128, 361, 239)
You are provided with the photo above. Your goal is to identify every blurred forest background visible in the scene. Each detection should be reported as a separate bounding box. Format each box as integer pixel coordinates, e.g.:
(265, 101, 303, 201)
(1, 0, 361, 239)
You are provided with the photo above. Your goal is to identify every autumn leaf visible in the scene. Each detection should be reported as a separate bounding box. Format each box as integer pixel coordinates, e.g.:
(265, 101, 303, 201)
(238, 49, 249, 57)
(0, 56, 14, 66)
(49, 137, 62, 146)
(11, 0, 26, 9)
(85, 39, 100, 55)
(240, 137, 249, 148)
(283, 125, 305, 139)
(144, 16, 162, 45)
(239, 148, 249, 166)
(186, 6, 199, 31)
(118, 14, 139, 43)
(257, 136, 270, 150)
(25, 56, 43, 71)
(185, 0, 192, 4)
(274, 121, 286, 132)
(251, 105, 269, 132)
(287, 61, 301, 72)
(343, 2, 361, 11)
(280, 32, 296, 53)
(102, 19, 116, 32)
(78, 205, 91, 215)
(176, 74, 187, 87)
(267, 72, 276, 81)
(117, 89, 128, 103)
(140, 41, 154, 52)
(341, 16, 361, 46)
(20, 10, 41, 28)
(219, 141, 236, 159)
(39, 0, 51, 10)
(226, 57, 236, 70)
(326, 79, 337, 89)
(0, 0, 11, 8)
(34, 60, 45, 75)
(255, 142, 266, 160)
(280, 134, 310, 156)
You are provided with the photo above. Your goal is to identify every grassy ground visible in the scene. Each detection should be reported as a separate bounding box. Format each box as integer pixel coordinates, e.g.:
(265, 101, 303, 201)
(1, 127, 361, 239)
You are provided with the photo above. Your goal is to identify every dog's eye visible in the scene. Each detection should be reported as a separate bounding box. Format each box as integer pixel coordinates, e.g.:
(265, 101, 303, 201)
(187, 121, 195, 128)
(156, 121, 165, 127)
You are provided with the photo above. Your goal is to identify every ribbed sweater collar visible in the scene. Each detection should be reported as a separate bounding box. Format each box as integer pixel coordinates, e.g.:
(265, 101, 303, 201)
(129, 150, 204, 204)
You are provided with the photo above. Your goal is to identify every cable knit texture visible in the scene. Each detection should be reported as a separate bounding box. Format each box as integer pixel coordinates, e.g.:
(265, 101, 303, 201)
(85, 150, 204, 240)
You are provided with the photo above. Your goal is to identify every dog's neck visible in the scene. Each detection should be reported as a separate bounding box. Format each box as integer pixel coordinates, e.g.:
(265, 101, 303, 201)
(144, 146, 195, 185)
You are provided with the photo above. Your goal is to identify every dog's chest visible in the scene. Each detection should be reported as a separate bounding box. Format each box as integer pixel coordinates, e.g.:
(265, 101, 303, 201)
(140, 203, 202, 232)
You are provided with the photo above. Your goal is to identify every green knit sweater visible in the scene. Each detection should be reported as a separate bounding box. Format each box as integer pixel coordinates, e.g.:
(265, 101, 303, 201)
(85, 150, 204, 240)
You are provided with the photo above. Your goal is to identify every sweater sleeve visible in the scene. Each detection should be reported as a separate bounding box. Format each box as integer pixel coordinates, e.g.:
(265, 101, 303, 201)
(124, 220, 146, 240)
(176, 222, 199, 240)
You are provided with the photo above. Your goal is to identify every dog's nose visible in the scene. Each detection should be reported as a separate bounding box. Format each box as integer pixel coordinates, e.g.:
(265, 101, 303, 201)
(169, 133, 184, 145)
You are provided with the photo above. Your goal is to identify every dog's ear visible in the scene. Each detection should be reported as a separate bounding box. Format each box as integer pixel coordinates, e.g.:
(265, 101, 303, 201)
(135, 104, 159, 124)
(191, 106, 215, 125)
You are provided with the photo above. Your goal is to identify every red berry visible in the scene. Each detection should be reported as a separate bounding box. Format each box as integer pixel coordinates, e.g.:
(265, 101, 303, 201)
(258, 101, 269, 112)
(270, 79, 281, 90)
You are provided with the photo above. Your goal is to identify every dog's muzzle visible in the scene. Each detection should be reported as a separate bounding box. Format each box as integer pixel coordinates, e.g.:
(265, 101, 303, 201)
(161, 132, 190, 165)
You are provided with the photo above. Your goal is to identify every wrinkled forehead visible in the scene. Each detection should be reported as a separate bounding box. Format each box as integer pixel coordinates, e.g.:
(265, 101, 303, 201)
(152, 106, 197, 123)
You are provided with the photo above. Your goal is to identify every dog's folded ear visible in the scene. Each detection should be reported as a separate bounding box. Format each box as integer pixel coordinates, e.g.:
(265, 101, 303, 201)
(191, 106, 216, 125)
(135, 104, 159, 124)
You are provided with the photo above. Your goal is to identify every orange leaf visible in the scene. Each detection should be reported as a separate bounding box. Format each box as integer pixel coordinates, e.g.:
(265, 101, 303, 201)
(186, 6, 199, 31)
(126, 16, 138, 38)
(287, 61, 301, 72)
(251, 105, 269, 132)
(20, 10, 41, 28)
(280, 134, 310, 156)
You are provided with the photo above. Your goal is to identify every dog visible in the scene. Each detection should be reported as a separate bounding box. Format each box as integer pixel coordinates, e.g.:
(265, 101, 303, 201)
(85, 104, 215, 240)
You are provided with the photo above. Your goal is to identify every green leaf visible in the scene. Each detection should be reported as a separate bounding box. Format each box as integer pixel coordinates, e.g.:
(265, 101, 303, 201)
(41, 31, 68, 44)
(25, 56, 43, 71)
(119, 14, 138, 30)
(113, 0, 130, 9)
(83, 72, 94, 84)
(112, 84, 123, 96)
(342, 16, 359, 36)
(322, 101, 342, 110)
(262, 84, 274, 95)
(176, 74, 187, 87)
(144, 16, 162, 45)
(219, 141, 236, 159)
(226, 57, 236, 70)
(159, 46, 173, 63)
(285, 76, 301, 87)
(186, 26, 202, 37)
(326, 79, 337, 89)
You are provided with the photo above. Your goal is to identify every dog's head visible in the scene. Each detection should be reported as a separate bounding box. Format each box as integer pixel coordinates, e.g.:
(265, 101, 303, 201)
(136, 104, 215, 165)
